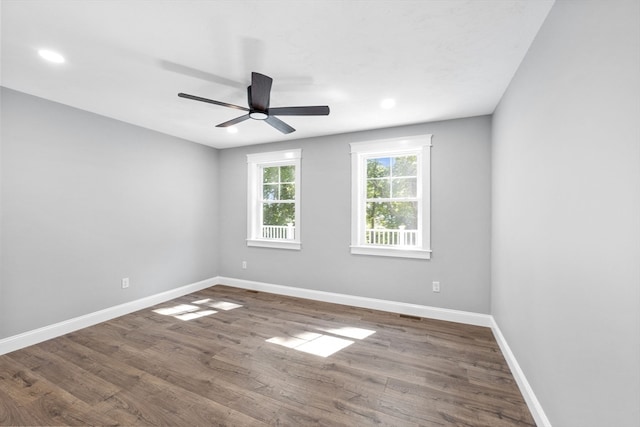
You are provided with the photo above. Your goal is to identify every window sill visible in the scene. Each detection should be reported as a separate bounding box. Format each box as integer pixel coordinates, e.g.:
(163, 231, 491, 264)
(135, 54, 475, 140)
(350, 245, 431, 259)
(247, 239, 301, 250)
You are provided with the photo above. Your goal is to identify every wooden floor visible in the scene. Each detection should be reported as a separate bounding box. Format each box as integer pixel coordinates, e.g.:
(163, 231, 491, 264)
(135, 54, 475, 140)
(0, 285, 535, 426)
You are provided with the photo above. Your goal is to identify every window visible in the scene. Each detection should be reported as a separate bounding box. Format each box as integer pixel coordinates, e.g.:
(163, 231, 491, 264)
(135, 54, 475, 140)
(350, 136, 432, 259)
(247, 149, 301, 250)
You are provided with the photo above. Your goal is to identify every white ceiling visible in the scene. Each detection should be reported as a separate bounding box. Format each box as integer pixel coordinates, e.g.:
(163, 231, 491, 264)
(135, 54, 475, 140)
(1, 0, 554, 149)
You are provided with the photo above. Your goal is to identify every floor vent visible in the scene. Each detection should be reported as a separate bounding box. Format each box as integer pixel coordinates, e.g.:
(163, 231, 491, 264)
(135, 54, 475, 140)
(399, 314, 422, 320)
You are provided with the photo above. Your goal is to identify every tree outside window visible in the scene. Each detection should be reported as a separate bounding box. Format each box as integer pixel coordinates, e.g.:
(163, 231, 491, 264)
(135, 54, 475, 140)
(350, 136, 431, 259)
(366, 155, 418, 242)
(262, 165, 296, 240)
(247, 149, 301, 250)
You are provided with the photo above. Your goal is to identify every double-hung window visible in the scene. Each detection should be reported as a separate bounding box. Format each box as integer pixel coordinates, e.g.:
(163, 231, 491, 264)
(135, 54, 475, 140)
(247, 149, 301, 250)
(350, 136, 432, 259)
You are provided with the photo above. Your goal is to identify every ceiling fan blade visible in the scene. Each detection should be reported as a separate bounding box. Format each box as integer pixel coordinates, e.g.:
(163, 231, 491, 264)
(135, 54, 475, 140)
(250, 72, 272, 111)
(265, 116, 295, 134)
(178, 93, 249, 112)
(268, 106, 330, 116)
(215, 114, 250, 128)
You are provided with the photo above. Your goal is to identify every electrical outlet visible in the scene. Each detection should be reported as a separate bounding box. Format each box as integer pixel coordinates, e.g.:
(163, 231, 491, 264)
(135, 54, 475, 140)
(122, 277, 130, 289)
(242, 261, 247, 269)
(432, 281, 440, 293)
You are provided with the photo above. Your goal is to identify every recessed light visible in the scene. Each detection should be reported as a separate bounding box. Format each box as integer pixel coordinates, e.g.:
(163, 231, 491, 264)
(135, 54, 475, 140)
(227, 127, 238, 134)
(38, 49, 65, 64)
(380, 98, 396, 109)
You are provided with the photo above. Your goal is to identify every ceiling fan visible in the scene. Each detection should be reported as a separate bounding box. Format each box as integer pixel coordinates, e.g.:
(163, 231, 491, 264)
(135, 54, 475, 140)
(178, 72, 330, 134)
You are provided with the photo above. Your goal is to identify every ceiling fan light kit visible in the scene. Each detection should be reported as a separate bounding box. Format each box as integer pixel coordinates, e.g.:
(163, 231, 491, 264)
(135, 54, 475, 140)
(179, 72, 330, 134)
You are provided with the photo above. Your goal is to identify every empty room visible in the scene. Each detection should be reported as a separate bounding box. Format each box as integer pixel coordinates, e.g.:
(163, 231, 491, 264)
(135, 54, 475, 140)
(1, 0, 638, 426)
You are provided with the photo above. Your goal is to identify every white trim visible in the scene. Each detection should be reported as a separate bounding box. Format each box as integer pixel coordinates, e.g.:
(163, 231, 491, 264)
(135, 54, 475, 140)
(247, 239, 301, 250)
(217, 277, 547, 423)
(217, 276, 491, 327)
(247, 149, 302, 248)
(350, 135, 432, 259)
(350, 245, 431, 259)
(246, 148, 302, 164)
(490, 317, 552, 427)
(350, 135, 433, 154)
(0, 276, 219, 356)
(0, 274, 548, 426)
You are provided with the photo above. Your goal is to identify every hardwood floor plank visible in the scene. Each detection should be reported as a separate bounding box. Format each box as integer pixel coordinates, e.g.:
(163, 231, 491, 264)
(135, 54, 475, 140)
(0, 356, 65, 405)
(25, 392, 118, 427)
(90, 371, 179, 426)
(10, 346, 120, 406)
(0, 387, 41, 426)
(0, 356, 118, 426)
(44, 336, 147, 391)
(0, 285, 536, 426)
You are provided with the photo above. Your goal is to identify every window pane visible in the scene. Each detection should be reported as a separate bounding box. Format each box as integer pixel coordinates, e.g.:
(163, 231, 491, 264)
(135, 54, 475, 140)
(280, 165, 295, 182)
(350, 138, 430, 255)
(367, 158, 390, 178)
(263, 203, 295, 226)
(263, 184, 278, 200)
(392, 178, 417, 198)
(366, 201, 417, 230)
(367, 178, 390, 199)
(391, 155, 417, 177)
(263, 167, 279, 183)
(280, 183, 295, 200)
(248, 149, 301, 247)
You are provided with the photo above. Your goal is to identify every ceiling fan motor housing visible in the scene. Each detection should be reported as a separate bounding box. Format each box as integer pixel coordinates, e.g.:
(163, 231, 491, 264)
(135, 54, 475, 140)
(249, 111, 268, 120)
(179, 71, 329, 134)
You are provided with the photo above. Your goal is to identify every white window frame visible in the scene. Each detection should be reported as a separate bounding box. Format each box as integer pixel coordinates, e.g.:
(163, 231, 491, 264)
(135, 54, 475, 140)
(350, 135, 432, 259)
(247, 149, 302, 250)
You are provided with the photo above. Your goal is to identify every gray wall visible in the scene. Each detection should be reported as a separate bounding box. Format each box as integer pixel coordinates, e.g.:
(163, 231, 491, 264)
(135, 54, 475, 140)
(491, 1, 640, 426)
(0, 87, 220, 338)
(219, 116, 492, 313)
(0, 88, 4, 337)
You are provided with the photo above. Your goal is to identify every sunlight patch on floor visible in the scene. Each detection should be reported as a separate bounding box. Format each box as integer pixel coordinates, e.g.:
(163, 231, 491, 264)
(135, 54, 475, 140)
(174, 310, 217, 321)
(192, 298, 243, 310)
(153, 299, 242, 321)
(266, 335, 310, 349)
(203, 301, 243, 311)
(153, 304, 199, 316)
(267, 332, 354, 357)
(316, 326, 376, 340)
(266, 323, 377, 357)
(296, 335, 354, 357)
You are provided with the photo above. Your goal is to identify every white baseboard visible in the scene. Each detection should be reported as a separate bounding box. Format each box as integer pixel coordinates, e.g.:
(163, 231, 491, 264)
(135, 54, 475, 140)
(217, 277, 548, 425)
(0, 274, 547, 426)
(0, 276, 218, 356)
(216, 276, 492, 327)
(490, 317, 552, 427)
